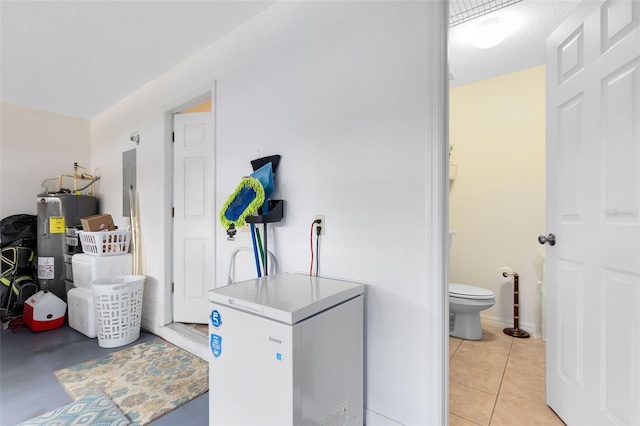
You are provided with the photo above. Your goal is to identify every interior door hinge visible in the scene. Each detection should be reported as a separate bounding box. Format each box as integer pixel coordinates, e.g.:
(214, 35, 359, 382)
(172, 207, 174, 217)
(172, 132, 175, 142)
(172, 282, 174, 293)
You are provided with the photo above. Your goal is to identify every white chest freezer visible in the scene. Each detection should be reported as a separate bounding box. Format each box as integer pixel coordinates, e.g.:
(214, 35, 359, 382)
(208, 273, 364, 426)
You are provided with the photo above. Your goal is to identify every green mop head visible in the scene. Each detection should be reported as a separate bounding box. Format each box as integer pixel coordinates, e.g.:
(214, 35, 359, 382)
(219, 177, 265, 229)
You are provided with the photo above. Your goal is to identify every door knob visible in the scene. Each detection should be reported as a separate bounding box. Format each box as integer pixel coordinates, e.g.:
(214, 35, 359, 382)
(538, 233, 556, 246)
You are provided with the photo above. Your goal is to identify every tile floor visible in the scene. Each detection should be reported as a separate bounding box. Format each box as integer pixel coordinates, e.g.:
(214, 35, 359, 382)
(182, 322, 209, 334)
(449, 325, 566, 426)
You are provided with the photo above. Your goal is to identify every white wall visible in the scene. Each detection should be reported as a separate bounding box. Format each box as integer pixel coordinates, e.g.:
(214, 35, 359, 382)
(0, 102, 90, 218)
(449, 65, 546, 337)
(90, 2, 447, 424)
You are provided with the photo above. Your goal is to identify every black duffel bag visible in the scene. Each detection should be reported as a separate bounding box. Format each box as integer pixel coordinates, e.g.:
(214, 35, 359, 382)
(1, 215, 38, 318)
(1, 214, 37, 250)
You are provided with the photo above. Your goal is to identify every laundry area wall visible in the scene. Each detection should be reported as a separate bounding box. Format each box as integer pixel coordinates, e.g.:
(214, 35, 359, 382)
(90, 2, 447, 425)
(449, 65, 546, 337)
(0, 103, 91, 219)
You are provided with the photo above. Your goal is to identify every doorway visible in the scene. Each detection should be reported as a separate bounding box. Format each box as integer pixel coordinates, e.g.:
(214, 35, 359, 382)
(448, 65, 546, 336)
(447, 66, 550, 423)
(172, 103, 214, 325)
(159, 91, 214, 359)
(172, 98, 213, 336)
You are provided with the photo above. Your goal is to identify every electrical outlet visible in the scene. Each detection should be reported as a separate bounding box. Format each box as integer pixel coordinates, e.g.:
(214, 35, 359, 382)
(315, 215, 325, 235)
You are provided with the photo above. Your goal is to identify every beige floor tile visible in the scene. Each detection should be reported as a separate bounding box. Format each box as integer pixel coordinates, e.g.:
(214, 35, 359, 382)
(483, 325, 519, 339)
(498, 372, 547, 411)
(505, 354, 546, 381)
(450, 413, 483, 425)
(453, 343, 510, 372)
(511, 337, 546, 362)
(450, 380, 496, 426)
(449, 324, 559, 426)
(182, 323, 209, 335)
(481, 324, 504, 332)
(490, 395, 565, 426)
(450, 336, 463, 358)
(194, 324, 208, 334)
(450, 355, 504, 395)
(459, 327, 514, 353)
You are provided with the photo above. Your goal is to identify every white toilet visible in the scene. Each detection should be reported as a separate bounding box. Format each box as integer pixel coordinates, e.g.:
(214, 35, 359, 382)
(449, 283, 495, 340)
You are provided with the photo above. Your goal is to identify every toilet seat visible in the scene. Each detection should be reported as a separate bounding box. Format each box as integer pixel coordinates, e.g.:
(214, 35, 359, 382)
(449, 283, 494, 300)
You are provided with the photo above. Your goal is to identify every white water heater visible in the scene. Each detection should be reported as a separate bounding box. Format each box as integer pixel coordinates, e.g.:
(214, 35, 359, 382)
(36, 194, 97, 301)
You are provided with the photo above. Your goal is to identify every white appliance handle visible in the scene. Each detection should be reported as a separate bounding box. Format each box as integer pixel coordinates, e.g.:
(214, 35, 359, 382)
(227, 298, 263, 314)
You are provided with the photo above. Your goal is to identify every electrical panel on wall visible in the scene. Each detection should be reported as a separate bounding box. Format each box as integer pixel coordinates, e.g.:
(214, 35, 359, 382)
(123, 149, 136, 216)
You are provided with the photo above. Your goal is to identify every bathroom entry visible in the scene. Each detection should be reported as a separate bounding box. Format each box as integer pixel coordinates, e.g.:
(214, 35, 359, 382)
(171, 96, 214, 324)
(449, 65, 546, 334)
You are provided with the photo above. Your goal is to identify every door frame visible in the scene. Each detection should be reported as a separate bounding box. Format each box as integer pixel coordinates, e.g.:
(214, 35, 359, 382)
(427, 1, 450, 422)
(160, 83, 215, 327)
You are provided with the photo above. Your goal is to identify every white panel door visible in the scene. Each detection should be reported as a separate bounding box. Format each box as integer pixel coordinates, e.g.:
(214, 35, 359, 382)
(545, 1, 640, 424)
(173, 111, 214, 323)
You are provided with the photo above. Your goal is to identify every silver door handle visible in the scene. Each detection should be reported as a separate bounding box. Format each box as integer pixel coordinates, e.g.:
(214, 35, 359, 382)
(538, 233, 556, 246)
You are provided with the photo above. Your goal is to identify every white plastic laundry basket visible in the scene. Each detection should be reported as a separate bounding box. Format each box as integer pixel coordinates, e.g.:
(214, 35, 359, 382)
(78, 230, 131, 256)
(91, 275, 145, 348)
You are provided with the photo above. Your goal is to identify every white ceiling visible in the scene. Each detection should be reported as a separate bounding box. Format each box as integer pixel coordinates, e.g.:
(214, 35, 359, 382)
(0, 0, 580, 120)
(449, 0, 580, 87)
(0, 1, 275, 119)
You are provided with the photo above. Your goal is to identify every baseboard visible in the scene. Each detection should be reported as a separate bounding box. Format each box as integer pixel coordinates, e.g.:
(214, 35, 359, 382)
(480, 314, 544, 340)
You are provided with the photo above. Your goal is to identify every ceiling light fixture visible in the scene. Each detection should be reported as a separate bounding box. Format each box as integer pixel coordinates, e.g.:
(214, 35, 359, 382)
(449, 0, 523, 27)
(470, 18, 511, 49)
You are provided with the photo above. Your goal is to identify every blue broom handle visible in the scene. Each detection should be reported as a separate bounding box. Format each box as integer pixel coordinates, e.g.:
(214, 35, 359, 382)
(263, 223, 268, 276)
(250, 224, 261, 277)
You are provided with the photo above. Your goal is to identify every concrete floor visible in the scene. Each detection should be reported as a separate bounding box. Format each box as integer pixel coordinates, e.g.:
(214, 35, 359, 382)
(0, 321, 208, 425)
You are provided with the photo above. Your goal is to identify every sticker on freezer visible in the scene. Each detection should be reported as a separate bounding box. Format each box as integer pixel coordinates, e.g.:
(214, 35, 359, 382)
(210, 310, 222, 328)
(210, 333, 222, 358)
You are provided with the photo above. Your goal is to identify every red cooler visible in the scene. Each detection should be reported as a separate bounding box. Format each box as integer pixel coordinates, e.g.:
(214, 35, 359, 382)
(24, 290, 67, 332)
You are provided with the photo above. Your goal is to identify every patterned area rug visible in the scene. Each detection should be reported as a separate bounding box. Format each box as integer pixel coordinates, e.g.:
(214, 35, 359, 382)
(19, 392, 129, 426)
(55, 337, 208, 425)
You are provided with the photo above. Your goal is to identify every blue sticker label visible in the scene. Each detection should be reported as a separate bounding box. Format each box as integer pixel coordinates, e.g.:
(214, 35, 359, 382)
(210, 334, 222, 358)
(276, 352, 282, 361)
(210, 310, 222, 328)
